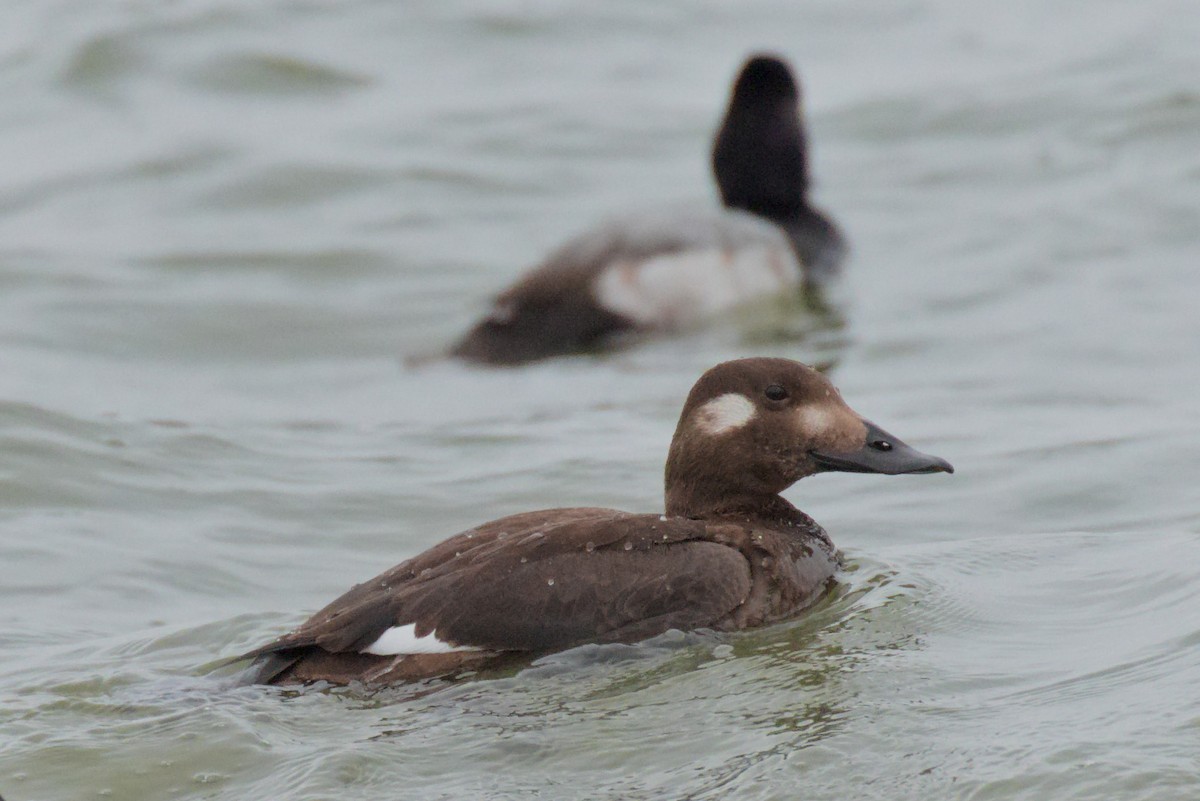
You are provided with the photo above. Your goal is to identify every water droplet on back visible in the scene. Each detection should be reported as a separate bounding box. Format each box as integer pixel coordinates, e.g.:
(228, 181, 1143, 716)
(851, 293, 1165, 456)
(520, 530, 546, 546)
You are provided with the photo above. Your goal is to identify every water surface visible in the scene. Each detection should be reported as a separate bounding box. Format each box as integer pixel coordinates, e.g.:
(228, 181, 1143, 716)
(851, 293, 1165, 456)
(2, 1, 1200, 799)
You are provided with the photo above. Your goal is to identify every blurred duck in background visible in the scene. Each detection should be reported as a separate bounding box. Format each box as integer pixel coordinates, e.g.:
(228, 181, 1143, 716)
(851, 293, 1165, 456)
(451, 54, 845, 366)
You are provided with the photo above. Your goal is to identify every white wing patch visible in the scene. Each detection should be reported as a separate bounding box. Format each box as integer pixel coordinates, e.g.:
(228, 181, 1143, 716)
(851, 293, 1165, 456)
(695, 393, 757, 435)
(361, 623, 483, 655)
(592, 243, 800, 328)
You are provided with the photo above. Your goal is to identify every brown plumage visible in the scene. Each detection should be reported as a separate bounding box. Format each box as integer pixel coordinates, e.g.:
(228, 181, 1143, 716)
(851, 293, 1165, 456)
(241, 358, 952, 686)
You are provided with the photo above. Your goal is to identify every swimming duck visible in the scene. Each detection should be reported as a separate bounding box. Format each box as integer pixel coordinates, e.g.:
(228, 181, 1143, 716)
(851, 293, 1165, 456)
(243, 358, 951, 686)
(450, 55, 846, 365)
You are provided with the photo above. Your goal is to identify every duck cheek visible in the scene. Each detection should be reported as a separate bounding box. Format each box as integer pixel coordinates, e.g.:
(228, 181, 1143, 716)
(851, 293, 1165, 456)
(762, 448, 810, 488)
(789, 452, 823, 482)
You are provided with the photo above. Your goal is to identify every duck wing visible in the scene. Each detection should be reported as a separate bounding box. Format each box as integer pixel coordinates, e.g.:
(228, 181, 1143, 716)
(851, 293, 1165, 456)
(244, 508, 752, 661)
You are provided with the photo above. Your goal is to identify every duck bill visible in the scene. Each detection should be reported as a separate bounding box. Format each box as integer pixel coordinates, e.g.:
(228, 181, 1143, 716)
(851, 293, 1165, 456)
(809, 420, 954, 476)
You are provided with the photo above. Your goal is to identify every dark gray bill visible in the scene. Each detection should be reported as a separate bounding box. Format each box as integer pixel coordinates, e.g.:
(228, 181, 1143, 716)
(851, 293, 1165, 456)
(809, 420, 954, 475)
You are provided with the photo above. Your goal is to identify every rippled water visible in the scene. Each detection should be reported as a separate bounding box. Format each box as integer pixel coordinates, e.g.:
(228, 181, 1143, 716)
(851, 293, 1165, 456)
(3, 1, 1199, 799)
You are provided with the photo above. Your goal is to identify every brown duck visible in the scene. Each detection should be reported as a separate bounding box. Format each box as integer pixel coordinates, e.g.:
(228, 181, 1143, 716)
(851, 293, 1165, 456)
(242, 358, 951, 685)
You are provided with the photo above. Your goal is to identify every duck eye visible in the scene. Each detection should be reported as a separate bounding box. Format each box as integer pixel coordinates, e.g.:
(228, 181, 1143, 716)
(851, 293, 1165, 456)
(764, 385, 788, 402)
(871, 439, 893, 451)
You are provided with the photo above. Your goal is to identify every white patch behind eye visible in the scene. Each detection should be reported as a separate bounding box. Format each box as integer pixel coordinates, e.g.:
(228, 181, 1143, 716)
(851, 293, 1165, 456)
(361, 623, 483, 655)
(695, 393, 757, 435)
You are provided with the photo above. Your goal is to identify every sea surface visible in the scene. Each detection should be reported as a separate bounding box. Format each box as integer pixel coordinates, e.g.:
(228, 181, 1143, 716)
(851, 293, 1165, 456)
(2, 1, 1199, 799)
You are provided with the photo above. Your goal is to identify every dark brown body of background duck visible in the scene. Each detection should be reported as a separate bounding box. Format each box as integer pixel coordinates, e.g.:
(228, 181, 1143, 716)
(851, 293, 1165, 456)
(242, 358, 951, 686)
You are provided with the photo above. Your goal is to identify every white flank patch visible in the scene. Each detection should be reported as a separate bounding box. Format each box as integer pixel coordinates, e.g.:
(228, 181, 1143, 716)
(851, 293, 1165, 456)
(593, 243, 799, 327)
(361, 623, 483, 656)
(695, 393, 757, 435)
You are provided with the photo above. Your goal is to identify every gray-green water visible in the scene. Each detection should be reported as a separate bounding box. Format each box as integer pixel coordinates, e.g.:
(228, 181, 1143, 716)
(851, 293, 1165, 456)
(3, 1, 1200, 799)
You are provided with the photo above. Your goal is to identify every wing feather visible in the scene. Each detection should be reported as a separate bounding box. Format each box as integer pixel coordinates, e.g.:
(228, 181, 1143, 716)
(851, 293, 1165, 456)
(244, 510, 750, 660)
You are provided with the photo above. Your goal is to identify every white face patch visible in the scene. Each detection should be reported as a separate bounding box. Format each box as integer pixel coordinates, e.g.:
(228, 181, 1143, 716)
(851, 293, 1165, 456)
(360, 623, 483, 656)
(795, 404, 836, 435)
(695, 393, 757, 435)
(795, 402, 866, 449)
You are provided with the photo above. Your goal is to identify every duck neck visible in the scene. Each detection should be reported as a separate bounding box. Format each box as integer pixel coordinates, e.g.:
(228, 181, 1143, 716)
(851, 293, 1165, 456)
(740, 197, 811, 228)
(665, 482, 809, 528)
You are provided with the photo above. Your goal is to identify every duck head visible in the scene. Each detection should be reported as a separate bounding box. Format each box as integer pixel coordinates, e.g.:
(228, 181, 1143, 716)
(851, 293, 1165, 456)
(712, 54, 810, 224)
(665, 358, 953, 518)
